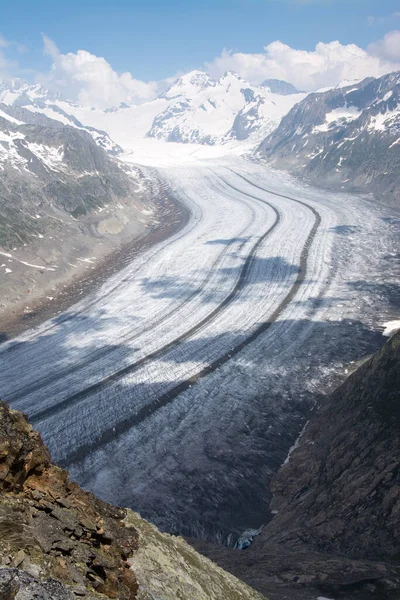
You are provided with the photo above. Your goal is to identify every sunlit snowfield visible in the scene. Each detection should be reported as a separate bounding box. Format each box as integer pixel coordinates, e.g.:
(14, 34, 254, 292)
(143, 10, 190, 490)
(1, 143, 399, 543)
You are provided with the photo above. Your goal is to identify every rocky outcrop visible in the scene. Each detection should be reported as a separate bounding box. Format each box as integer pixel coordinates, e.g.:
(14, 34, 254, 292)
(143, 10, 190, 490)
(258, 71, 400, 206)
(0, 401, 138, 599)
(0, 401, 266, 599)
(193, 332, 400, 599)
(125, 511, 266, 600)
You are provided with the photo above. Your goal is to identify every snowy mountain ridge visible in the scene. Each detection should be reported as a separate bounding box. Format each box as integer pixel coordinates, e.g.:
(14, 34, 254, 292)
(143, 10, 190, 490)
(147, 70, 307, 145)
(0, 79, 122, 154)
(0, 72, 307, 150)
(258, 70, 400, 205)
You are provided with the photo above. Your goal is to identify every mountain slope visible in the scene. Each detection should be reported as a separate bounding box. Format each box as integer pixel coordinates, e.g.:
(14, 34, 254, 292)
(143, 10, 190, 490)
(258, 71, 400, 206)
(193, 331, 400, 599)
(0, 102, 146, 249)
(0, 100, 159, 328)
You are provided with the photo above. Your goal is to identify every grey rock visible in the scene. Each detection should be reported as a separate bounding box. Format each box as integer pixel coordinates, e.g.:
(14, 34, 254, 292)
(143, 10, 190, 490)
(0, 569, 80, 600)
(258, 71, 400, 206)
(0, 101, 141, 249)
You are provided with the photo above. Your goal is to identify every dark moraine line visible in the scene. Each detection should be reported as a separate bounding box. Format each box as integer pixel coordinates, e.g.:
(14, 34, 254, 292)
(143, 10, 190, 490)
(6, 189, 258, 404)
(60, 179, 321, 469)
(30, 187, 281, 428)
(229, 169, 322, 220)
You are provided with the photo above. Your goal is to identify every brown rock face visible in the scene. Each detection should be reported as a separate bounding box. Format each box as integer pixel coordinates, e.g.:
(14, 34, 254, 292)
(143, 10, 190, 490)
(193, 332, 400, 599)
(0, 402, 138, 599)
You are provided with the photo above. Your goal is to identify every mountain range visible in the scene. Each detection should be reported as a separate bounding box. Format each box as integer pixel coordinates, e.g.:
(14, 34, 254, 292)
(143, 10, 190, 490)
(258, 71, 400, 205)
(0, 68, 399, 262)
(0, 72, 307, 149)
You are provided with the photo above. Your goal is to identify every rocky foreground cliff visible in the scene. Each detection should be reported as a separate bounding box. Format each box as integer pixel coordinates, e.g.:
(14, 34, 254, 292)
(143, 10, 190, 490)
(0, 401, 265, 600)
(193, 332, 400, 599)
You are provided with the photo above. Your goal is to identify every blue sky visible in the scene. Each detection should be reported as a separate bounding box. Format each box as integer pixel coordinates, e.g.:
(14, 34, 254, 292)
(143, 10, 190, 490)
(1, 0, 400, 81)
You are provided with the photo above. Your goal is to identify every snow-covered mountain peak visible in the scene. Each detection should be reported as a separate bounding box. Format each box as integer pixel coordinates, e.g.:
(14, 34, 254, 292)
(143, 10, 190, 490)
(179, 70, 215, 86)
(147, 69, 307, 146)
(216, 71, 250, 95)
(161, 70, 216, 99)
(0, 71, 309, 152)
(219, 71, 246, 83)
(0, 79, 61, 106)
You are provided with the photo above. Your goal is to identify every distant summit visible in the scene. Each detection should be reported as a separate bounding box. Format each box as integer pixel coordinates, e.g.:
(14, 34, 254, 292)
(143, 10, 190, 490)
(0, 71, 307, 149)
(148, 70, 306, 145)
(260, 79, 299, 95)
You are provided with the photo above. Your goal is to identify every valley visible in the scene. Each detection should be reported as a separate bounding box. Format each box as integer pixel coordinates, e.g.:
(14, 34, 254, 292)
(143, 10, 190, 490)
(1, 153, 398, 545)
(1, 8, 400, 597)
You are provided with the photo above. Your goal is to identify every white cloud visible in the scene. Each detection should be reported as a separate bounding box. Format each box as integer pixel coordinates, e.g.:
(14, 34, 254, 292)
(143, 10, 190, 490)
(368, 30, 400, 62)
(39, 35, 159, 109)
(205, 35, 400, 91)
(3, 32, 400, 107)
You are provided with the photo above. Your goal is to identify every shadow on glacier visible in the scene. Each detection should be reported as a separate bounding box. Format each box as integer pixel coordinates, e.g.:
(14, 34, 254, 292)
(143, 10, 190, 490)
(382, 252, 400, 262)
(205, 237, 250, 245)
(139, 256, 300, 301)
(219, 256, 300, 282)
(381, 216, 400, 226)
(347, 280, 400, 308)
(0, 310, 141, 409)
(291, 295, 346, 309)
(62, 317, 385, 546)
(329, 225, 360, 236)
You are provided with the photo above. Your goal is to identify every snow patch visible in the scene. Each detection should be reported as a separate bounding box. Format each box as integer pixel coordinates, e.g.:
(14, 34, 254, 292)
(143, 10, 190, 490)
(313, 105, 361, 134)
(382, 320, 400, 337)
(368, 108, 399, 132)
(27, 143, 65, 169)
